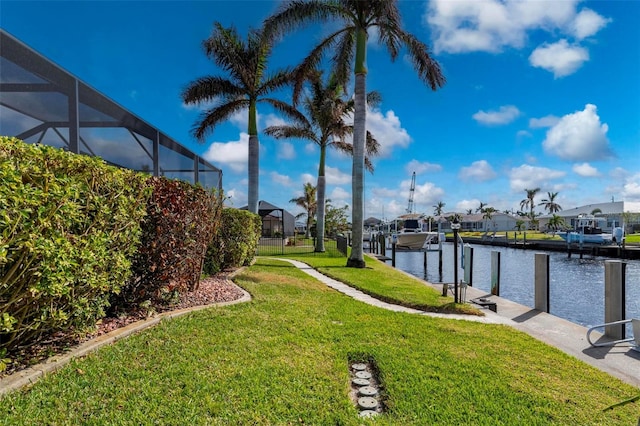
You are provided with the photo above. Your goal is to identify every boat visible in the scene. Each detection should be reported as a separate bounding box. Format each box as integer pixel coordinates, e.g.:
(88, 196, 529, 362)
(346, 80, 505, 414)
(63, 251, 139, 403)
(394, 214, 440, 249)
(557, 214, 613, 244)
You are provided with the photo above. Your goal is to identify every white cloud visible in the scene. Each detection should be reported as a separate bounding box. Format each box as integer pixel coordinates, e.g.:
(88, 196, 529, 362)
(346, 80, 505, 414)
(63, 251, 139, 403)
(277, 141, 296, 160)
(622, 173, 640, 201)
(264, 113, 287, 128)
(325, 165, 351, 185)
(543, 104, 613, 162)
(224, 188, 247, 208)
(229, 109, 248, 130)
(572, 162, 600, 177)
(330, 187, 350, 202)
(509, 164, 566, 192)
(517, 130, 532, 139)
(305, 143, 317, 154)
(529, 115, 560, 128)
(405, 159, 442, 175)
(201, 132, 248, 173)
(459, 160, 497, 182)
(529, 39, 589, 78)
(571, 8, 611, 40)
(456, 199, 481, 212)
(372, 187, 398, 198)
(609, 167, 629, 180)
(301, 173, 316, 185)
(425, 0, 581, 54)
(365, 108, 412, 156)
(472, 105, 521, 126)
(269, 171, 293, 186)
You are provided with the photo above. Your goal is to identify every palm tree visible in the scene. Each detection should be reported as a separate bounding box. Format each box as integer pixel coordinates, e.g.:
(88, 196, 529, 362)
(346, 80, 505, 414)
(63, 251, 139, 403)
(433, 201, 446, 216)
(466, 209, 473, 215)
(539, 191, 562, 214)
(476, 202, 487, 213)
(264, 0, 445, 268)
(290, 182, 317, 238)
(515, 219, 525, 233)
(481, 206, 496, 234)
(181, 23, 303, 214)
(547, 214, 565, 232)
(520, 187, 540, 228)
(265, 71, 380, 251)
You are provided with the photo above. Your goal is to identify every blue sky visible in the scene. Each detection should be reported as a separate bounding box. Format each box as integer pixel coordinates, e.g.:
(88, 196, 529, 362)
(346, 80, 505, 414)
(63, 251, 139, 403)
(2, 0, 639, 220)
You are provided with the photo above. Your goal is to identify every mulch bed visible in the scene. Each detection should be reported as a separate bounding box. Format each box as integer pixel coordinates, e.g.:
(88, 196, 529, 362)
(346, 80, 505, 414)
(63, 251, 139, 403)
(1, 273, 245, 378)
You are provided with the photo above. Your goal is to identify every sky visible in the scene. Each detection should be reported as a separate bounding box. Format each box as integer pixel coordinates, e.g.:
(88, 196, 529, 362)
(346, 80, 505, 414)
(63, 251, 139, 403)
(1, 0, 639, 221)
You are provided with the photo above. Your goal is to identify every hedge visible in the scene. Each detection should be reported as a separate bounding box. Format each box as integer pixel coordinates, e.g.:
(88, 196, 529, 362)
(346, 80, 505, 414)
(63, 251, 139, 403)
(0, 137, 150, 352)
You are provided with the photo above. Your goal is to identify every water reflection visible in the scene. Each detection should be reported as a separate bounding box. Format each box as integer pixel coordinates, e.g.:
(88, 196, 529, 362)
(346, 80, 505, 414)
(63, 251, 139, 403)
(392, 243, 640, 330)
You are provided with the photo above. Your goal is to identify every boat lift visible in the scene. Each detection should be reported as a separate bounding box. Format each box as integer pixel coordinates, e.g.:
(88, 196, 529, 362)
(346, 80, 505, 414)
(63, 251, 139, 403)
(586, 318, 640, 352)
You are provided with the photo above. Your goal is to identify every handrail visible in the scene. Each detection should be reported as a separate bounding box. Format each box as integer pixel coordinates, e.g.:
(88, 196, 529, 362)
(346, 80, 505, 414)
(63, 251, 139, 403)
(586, 319, 635, 347)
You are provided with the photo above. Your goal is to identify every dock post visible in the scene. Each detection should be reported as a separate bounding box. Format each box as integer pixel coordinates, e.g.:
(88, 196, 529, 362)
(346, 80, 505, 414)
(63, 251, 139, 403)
(604, 260, 626, 340)
(380, 234, 386, 257)
(463, 245, 473, 287)
(534, 253, 550, 313)
(438, 247, 443, 280)
(491, 251, 501, 296)
(391, 242, 396, 268)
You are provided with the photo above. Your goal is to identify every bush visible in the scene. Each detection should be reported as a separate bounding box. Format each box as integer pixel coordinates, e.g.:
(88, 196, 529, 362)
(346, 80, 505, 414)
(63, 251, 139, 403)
(204, 208, 261, 274)
(117, 177, 222, 307)
(0, 137, 150, 352)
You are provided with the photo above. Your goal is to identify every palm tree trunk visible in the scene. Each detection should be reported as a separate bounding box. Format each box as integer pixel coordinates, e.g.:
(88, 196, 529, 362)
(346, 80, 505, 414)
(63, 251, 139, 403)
(315, 145, 327, 252)
(347, 66, 367, 268)
(248, 101, 259, 214)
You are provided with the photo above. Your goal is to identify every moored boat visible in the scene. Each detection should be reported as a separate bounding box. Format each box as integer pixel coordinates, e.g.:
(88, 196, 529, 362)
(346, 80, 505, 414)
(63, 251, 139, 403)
(394, 214, 439, 249)
(557, 214, 613, 244)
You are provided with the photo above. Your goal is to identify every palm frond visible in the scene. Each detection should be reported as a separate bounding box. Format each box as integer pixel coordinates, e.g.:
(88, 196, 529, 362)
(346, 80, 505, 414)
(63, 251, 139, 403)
(181, 76, 244, 105)
(191, 99, 248, 141)
(398, 30, 446, 90)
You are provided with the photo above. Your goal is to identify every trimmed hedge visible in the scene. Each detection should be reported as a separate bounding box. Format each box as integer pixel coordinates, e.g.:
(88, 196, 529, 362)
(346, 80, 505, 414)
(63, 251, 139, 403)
(204, 208, 261, 275)
(117, 177, 223, 307)
(0, 137, 150, 352)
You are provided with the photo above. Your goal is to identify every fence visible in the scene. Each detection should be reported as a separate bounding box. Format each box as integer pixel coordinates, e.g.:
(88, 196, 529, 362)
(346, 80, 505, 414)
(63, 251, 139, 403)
(257, 235, 346, 257)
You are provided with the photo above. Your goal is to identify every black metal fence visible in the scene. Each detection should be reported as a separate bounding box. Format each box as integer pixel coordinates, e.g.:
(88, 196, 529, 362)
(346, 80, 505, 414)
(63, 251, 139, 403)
(257, 235, 346, 257)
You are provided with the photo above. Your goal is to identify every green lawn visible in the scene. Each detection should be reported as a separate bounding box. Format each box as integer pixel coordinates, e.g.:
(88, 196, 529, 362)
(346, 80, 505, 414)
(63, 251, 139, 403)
(1, 258, 637, 425)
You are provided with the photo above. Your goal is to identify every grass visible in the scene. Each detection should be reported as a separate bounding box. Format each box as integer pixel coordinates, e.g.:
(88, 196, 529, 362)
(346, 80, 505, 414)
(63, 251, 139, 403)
(1, 257, 638, 425)
(280, 252, 479, 315)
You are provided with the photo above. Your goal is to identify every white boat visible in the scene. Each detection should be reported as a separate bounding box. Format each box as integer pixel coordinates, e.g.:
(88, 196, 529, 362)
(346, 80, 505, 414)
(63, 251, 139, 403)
(557, 214, 613, 244)
(395, 215, 439, 249)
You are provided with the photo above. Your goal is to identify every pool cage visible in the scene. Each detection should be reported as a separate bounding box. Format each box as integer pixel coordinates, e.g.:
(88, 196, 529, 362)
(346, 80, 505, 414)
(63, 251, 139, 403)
(0, 29, 222, 191)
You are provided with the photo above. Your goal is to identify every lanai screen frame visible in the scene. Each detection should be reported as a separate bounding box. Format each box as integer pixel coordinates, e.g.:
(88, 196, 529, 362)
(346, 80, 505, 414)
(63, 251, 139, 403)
(0, 29, 222, 191)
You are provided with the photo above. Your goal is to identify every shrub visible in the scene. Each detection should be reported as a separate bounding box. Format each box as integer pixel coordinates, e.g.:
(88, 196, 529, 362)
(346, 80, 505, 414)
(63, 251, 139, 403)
(204, 208, 261, 274)
(117, 177, 223, 307)
(0, 137, 149, 352)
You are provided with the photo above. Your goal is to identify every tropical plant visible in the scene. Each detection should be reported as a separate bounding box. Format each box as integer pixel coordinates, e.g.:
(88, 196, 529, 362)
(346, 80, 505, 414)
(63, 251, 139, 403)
(324, 202, 350, 237)
(476, 202, 487, 213)
(466, 209, 473, 215)
(547, 214, 565, 232)
(539, 191, 562, 214)
(181, 23, 303, 214)
(264, 71, 380, 251)
(591, 208, 603, 216)
(481, 206, 497, 233)
(264, 0, 445, 267)
(520, 187, 540, 228)
(515, 219, 526, 233)
(433, 201, 446, 216)
(290, 182, 318, 238)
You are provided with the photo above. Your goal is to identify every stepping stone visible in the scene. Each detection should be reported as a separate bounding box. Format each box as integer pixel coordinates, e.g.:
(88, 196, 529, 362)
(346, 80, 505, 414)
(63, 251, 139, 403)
(352, 377, 370, 387)
(358, 386, 378, 397)
(359, 410, 379, 418)
(351, 363, 367, 371)
(354, 371, 371, 379)
(358, 397, 378, 410)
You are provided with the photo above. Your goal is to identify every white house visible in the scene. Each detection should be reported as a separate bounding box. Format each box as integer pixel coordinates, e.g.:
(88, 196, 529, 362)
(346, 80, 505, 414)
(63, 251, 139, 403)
(538, 201, 640, 233)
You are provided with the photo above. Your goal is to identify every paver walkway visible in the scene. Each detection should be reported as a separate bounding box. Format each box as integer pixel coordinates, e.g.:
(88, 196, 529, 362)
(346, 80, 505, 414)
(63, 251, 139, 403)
(276, 257, 640, 389)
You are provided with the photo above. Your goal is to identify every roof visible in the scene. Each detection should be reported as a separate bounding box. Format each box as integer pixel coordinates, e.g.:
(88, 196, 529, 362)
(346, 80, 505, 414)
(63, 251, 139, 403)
(539, 201, 627, 219)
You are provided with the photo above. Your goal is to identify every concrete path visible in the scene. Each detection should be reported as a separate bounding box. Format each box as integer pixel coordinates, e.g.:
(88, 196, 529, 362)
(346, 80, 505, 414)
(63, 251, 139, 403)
(277, 257, 640, 389)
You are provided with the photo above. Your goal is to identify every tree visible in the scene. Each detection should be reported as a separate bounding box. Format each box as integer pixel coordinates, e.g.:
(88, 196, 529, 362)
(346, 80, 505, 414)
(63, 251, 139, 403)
(481, 206, 496, 233)
(466, 209, 473, 215)
(539, 191, 562, 214)
(519, 187, 540, 228)
(515, 219, 525, 233)
(181, 23, 302, 214)
(265, 71, 380, 251)
(290, 182, 317, 238)
(264, 0, 445, 268)
(476, 202, 487, 213)
(547, 214, 565, 232)
(325, 202, 350, 237)
(433, 201, 446, 216)
(591, 208, 603, 216)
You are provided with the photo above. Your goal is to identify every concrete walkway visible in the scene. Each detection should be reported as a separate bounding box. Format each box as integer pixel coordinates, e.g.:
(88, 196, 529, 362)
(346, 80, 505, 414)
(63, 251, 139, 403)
(278, 257, 640, 389)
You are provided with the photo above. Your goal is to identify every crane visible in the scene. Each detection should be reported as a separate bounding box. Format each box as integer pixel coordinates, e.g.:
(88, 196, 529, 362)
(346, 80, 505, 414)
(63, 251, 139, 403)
(406, 171, 416, 214)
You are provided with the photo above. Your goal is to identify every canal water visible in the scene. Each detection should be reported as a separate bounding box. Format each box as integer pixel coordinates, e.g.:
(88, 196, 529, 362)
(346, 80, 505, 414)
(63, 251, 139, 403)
(392, 243, 640, 332)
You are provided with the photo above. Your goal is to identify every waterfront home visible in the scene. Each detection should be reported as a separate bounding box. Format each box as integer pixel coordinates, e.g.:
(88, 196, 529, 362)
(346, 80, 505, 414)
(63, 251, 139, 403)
(538, 201, 640, 234)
